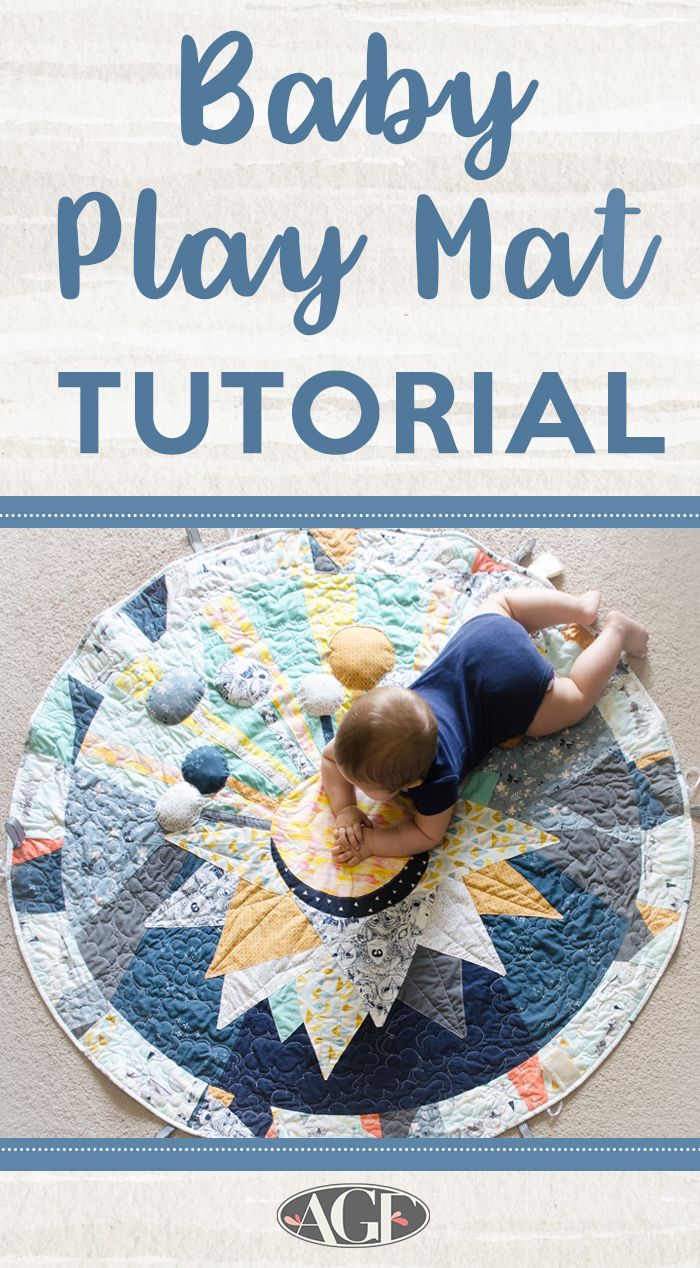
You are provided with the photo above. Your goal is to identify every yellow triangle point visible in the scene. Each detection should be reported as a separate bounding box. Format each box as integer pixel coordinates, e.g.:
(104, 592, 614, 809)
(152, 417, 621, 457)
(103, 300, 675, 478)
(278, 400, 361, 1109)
(636, 900, 680, 937)
(464, 861, 562, 919)
(205, 878, 321, 977)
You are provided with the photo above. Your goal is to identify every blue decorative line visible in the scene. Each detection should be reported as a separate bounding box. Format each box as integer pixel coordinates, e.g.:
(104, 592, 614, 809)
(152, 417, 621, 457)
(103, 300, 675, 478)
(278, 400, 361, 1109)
(270, 838, 429, 916)
(0, 1138, 698, 1172)
(0, 496, 698, 527)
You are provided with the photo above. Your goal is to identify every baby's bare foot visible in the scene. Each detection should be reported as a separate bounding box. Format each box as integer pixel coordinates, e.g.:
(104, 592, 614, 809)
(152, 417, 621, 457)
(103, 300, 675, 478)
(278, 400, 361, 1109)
(605, 609, 649, 658)
(578, 589, 601, 626)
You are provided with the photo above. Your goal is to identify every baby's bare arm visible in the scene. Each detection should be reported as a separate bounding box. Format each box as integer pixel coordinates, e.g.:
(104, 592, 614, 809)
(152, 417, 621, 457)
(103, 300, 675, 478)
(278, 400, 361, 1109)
(332, 805, 455, 864)
(320, 741, 357, 816)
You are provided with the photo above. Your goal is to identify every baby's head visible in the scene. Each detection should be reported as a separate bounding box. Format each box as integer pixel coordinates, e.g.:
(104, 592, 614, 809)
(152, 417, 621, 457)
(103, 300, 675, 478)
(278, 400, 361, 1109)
(334, 686, 437, 802)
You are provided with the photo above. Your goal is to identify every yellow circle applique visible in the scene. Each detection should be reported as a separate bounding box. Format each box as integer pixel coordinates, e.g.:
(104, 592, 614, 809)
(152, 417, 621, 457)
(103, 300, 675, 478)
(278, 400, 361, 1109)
(328, 624, 396, 691)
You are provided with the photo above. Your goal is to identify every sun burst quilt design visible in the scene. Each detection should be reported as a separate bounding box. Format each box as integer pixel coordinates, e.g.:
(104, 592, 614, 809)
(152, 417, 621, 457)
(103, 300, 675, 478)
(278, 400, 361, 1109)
(7, 529, 693, 1138)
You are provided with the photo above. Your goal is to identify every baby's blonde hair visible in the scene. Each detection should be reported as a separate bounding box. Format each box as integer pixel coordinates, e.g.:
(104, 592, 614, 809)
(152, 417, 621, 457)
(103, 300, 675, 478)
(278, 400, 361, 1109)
(334, 686, 437, 790)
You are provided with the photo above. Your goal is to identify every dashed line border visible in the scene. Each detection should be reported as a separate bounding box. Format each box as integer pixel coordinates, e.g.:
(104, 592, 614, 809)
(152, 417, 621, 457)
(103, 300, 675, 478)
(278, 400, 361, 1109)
(1, 1144, 698, 1153)
(2, 1140, 699, 1174)
(0, 512, 699, 522)
(1, 496, 699, 528)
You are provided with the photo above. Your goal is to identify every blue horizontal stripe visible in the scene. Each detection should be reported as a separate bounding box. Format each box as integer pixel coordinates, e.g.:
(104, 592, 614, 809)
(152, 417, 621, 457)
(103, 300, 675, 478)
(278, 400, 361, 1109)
(0, 1138, 698, 1171)
(0, 496, 698, 527)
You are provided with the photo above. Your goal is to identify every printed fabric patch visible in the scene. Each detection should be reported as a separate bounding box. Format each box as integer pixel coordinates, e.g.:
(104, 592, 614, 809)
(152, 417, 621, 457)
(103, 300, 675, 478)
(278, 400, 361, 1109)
(6, 528, 693, 1138)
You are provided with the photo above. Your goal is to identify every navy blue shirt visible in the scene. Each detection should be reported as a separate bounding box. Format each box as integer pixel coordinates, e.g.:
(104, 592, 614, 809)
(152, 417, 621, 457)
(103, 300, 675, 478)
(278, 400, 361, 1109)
(406, 613, 554, 816)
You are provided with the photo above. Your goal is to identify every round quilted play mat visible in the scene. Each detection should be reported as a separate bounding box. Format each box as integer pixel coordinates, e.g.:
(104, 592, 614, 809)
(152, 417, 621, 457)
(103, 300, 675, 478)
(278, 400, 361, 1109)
(6, 529, 694, 1138)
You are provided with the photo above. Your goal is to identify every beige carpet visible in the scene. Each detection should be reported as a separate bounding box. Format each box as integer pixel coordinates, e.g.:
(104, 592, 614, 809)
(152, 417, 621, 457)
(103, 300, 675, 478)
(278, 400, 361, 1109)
(1, 527, 698, 1138)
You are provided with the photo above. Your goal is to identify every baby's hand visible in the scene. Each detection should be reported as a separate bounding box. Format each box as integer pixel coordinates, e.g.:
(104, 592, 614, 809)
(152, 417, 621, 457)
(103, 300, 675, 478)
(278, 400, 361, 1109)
(332, 808, 373, 866)
(332, 833, 373, 867)
(334, 806, 371, 843)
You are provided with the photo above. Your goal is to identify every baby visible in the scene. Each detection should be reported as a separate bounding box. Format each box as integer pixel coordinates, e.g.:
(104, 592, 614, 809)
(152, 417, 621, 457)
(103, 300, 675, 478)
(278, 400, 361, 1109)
(322, 586, 649, 865)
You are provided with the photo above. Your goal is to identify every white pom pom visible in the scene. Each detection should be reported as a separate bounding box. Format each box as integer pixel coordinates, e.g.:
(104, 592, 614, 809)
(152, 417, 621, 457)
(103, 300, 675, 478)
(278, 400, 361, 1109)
(297, 672, 344, 717)
(156, 782, 204, 832)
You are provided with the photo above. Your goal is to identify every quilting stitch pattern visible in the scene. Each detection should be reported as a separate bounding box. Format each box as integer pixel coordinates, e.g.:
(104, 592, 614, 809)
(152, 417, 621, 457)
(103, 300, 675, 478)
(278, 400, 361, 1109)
(6, 529, 693, 1137)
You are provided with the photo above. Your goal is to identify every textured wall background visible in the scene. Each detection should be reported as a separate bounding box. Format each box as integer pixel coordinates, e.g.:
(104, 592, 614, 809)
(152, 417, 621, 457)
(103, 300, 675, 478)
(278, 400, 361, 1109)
(1, 0, 698, 497)
(1, 1170, 700, 1265)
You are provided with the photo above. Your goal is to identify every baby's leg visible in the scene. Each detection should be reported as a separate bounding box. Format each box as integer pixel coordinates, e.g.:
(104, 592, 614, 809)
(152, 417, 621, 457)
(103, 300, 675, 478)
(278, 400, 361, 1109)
(526, 609, 649, 737)
(489, 586, 601, 633)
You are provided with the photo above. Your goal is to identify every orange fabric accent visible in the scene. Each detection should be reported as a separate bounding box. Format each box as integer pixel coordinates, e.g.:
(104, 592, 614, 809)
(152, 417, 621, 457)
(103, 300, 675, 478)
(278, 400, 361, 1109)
(311, 529, 358, 569)
(507, 1054, 548, 1110)
(223, 776, 277, 812)
(360, 1114, 383, 1138)
(635, 750, 673, 770)
(13, 837, 62, 866)
(498, 735, 524, 749)
(328, 625, 395, 691)
(471, 550, 508, 574)
(636, 901, 681, 937)
(563, 623, 596, 650)
(207, 1085, 234, 1108)
(464, 862, 562, 919)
